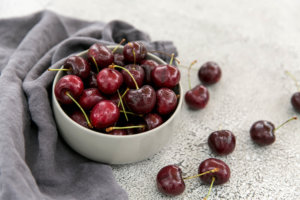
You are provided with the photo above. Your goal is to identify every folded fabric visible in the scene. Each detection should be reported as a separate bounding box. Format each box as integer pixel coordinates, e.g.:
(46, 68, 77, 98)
(0, 10, 177, 200)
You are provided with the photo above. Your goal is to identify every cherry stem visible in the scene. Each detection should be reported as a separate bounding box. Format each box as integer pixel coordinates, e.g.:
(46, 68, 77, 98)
(112, 38, 126, 54)
(176, 94, 180, 99)
(120, 110, 143, 117)
(105, 125, 145, 132)
(285, 70, 300, 92)
(91, 56, 99, 73)
(133, 49, 136, 65)
(65, 92, 93, 128)
(169, 53, 174, 65)
(187, 60, 198, 90)
(48, 68, 70, 71)
(274, 116, 297, 132)
(203, 176, 215, 200)
(109, 64, 139, 89)
(118, 88, 130, 107)
(183, 168, 219, 180)
(117, 90, 128, 122)
(149, 51, 180, 64)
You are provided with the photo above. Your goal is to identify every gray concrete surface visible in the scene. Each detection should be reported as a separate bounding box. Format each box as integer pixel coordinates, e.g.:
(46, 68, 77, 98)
(1, 1, 300, 199)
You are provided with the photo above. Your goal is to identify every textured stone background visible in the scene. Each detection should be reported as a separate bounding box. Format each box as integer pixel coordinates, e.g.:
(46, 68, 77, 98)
(1, 1, 300, 199)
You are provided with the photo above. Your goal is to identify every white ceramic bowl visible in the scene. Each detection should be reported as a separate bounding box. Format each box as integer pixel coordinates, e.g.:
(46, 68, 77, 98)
(52, 45, 183, 164)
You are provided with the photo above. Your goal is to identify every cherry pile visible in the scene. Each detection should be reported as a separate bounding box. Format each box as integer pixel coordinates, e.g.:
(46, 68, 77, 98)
(52, 41, 181, 135)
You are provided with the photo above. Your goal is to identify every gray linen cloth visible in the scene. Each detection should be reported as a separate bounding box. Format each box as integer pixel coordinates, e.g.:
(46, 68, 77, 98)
(0, 10, 177, 200)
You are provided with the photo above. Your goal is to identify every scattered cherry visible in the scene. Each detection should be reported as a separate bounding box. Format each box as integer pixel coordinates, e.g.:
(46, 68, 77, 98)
(208, 130, 236, 155)
(250, 117, 297, 146)
(123, 41, 147, 63)
(87, 43, 114, 70)
(79, 88, 105, 110)
(90, 100, 120, 129)
(97, 68, 123, 94)
(156, 88, 178, 115)
(198, 62, 221, 85)
(286, 71, 300, 113)
(198, 158, 230, 185)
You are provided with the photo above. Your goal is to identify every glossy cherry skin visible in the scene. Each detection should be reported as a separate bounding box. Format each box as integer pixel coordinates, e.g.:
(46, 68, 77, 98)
(208, 130, 236, 155)
(144, 113, 163, 130)
(79, 88, 105, 110)
(87, 43, 114, 69)
(291, 92, 300, 113)
(86, 71, 98, 88)
(123, 41, 147, 63)
(156, 88, 177, 115)
(109, 129, 127, 135)
(185, 85, 209, 109)
(198, 62, 222, 85)
(250, 120, 275, 146)
(198, 158, 230, 185)
(90, 100, 120, 129)
(113, 53, 125, 66)
(151, 64, 180, 88)
(97, 68, 123, 94)
(55, 75, 84, 104)
(65, 56, 91, 79)
(70, 110, 89, 128)
(140, 59, 159, 84)
(121, 64, 145, 88)
(124, 85, 156, 114)
(156, 165, 185, 196)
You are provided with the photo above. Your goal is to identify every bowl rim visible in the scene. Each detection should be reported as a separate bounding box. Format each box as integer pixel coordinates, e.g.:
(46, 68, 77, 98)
(52, 45, 183, 139)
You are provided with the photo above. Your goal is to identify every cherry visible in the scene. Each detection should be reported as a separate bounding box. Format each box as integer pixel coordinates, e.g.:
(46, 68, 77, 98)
(185, 61, 209, 109)
(151, 64, 180, 89)
(87, 43, 114, 70)
(156, 88, 178, 115)
(109, 129, 127, 135)
(79, 88, 105, 110)
(144, 113, 163, 130)
(291, 92, 300, 113)
(198, 62, 221, 85)
(54, 75, 84, 105)
(97, 68, 123, 94)
(90, 100, 120, 129)
(208, 130, 236, 155)
(70, 110, 89, 128)
(64, 56, 91, 79)
(123, 41, 147, 63)
(156, 165, 185, 196)
(86, 71, 98, 88)
(121, 64, 145, 88)
(250, 117, 297, 146)
(198, 158, 230, 185)
(125, 85, 156, 114)
(113, 53, 125, 66)
(140, 59, 159, 84)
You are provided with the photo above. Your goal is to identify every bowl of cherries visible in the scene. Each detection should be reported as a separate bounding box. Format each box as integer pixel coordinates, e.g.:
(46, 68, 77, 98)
(51, 41, 183, 164)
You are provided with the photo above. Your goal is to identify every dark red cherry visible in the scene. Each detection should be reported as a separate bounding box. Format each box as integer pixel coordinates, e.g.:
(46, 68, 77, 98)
(198, 62, 222, 85)
(55, 75, 84, 104)
(124, 85, 156, 114)
(90, 100, 120, 129)
(291, 92, 300, 113)
(87, 71, 98, 88)
(156, 165, 185, 196)
(110, 93, 121, 107)
(113, 53, 125, 66)
(64, 56, 91, 79)
(109, 129, 127, 135)
(156, 88, 177, 115)
(185, 85, 209, 109)
(140, 59, 159, 84)
(123, 41, 147, 63)
(70, 110, 89, 128)
(79, 88, 105, 110)
(121, 64, 145, 88)
(198, 158, 230, 185)
(208, 130, 236, 155)
(250, 120, 275, 146)
(87, 43, 114, 69)
(97, 68, 123, 94)
(144, 113, 163, 130)
(151, 64, 180, 88)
